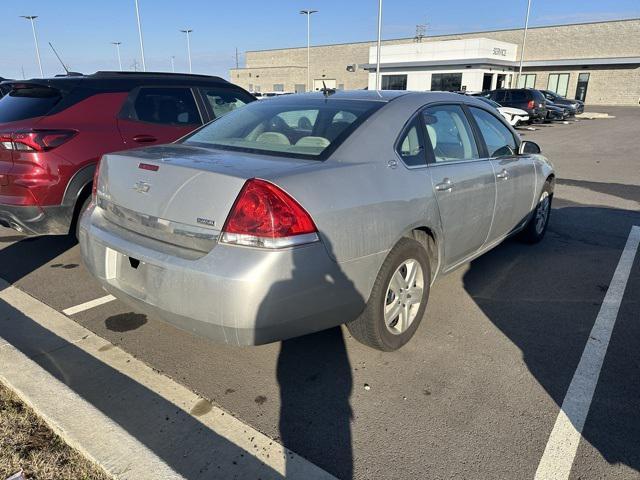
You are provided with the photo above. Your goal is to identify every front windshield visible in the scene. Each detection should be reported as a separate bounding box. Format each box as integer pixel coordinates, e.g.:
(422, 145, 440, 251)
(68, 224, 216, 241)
(182, 98, 383, 159)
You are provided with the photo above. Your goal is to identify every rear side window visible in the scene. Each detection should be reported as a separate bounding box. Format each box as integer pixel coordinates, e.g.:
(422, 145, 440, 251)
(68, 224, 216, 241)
(423, 105, 479, 163)
(122, 87, 201, 126)
(200, 88, 253, 119)
(469, 107, 516, 157)
(0, 87, 62, 122)
(396, 119, 425, 167)
(511, 90, 527, 102)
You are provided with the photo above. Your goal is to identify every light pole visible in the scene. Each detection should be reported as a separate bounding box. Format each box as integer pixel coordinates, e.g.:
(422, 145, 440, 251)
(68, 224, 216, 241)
(299, 9, 317, 92)
(134, 0, 146, 71)
(180, 29, 193, 73)
(517, 0, 532, 87)
(170, 56, 175, 72)
(111, 42, 123, 71)
(375, 0, 383, 90)
(21, 16, 43, 78)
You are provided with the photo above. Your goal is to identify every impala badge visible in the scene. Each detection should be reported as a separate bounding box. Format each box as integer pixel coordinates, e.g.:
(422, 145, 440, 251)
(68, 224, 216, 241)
(197, 217, 216, 227)
(133, 181, 151, 194)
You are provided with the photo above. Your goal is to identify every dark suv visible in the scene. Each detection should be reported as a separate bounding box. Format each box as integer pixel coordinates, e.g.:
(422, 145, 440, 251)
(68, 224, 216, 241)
(0, 72, 254, 236)
(484, 88, 547, 123)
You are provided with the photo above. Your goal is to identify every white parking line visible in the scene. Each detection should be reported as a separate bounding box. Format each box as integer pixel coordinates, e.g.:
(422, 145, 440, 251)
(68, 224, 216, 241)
(535, 226, 640, 480)
(62, 295, 116, 316)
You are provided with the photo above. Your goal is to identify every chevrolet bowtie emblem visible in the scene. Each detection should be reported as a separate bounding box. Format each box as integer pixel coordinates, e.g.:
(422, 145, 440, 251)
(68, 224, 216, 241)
(133, 181, 151, 194)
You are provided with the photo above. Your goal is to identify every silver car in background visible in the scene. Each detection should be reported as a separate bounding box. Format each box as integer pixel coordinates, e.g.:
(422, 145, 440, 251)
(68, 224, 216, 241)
(80, 91, 554, 351)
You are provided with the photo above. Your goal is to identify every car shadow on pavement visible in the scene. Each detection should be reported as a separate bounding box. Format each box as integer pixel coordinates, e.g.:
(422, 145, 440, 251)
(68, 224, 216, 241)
(0, 298, 284, 479)
(258, 236, 362, 480)
(462, 202, 640, 474)
(0, 233, 76, 284)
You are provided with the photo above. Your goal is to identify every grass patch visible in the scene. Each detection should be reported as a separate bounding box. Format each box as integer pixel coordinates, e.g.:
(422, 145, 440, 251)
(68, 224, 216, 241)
(0, 381, 110, 480)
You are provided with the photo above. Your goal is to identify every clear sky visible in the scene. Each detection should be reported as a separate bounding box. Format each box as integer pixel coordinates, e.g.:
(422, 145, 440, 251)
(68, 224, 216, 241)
(2, 0, 638, 80)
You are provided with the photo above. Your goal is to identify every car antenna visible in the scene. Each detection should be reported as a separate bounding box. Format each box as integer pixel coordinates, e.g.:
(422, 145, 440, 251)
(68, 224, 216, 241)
(321, 80, 336, 98)
(49, 42, 70, 75)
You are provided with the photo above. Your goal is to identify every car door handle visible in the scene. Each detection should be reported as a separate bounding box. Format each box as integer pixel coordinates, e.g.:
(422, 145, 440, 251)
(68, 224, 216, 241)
(132, 134, 158, 143)
(435, 179, 454, 192)
(496, 169, 509, 180)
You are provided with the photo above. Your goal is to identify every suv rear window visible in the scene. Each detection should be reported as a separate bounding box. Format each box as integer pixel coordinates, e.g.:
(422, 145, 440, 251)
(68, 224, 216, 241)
(0, 86, 62, 122)
(183, 98, 383, 159)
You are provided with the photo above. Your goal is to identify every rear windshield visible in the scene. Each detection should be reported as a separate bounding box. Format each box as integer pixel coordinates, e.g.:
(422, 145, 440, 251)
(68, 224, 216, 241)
(182, 98, 383, 159)
(0, 86, 62, 123)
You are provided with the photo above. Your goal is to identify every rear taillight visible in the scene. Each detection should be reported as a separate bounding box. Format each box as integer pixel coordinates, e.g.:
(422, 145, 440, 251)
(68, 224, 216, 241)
(527, 100, 535, 109)
(2, 130, 77, 152)
(91, 158, 101, 204)
(221, 178, 318, 249)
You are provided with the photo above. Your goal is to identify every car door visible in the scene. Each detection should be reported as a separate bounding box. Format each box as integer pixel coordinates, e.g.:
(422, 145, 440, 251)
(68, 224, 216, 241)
(117, 86, 203, 147)
(423, 104, 496, 270)
(467, 106, 535, 243)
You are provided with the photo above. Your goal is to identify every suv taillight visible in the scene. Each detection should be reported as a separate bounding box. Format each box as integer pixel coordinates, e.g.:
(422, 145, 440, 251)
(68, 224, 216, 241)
(221, 178, 318, 249)
(3, 130, 77, 152)
(527, 100, 535, 110)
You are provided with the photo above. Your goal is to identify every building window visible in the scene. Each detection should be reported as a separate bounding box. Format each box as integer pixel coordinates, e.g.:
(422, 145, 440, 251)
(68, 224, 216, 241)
(337, 84, 345, 90)
(294, 84, 306, 93)
(254, 85, 261, 92)
(430, 73, 463, 92)
(547, 73, 570, 97)
(381, 75, 407, 90)
(248, 84, 254, 92)
(273, 84, 284, 92)
(517, 74, 536, 88)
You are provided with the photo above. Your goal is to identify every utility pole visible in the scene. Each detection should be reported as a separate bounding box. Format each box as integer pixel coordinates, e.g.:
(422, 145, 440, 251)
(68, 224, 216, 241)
(21, 16, 43, 78)
(375, 0, 383, 90)
(180, 29, 193, 73)
(112, 42, 123, 71)
(235, 47, 239, 69)
(170, 56, 175, 72)
(299, 9, 318, 92)
(517, 0, 532, 87)
(134, 0, 147, 71)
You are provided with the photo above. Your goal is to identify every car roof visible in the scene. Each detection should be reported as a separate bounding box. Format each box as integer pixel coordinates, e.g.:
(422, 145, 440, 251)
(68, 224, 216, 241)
(264, 89, 488, 104)
(1, 71, 232, 93)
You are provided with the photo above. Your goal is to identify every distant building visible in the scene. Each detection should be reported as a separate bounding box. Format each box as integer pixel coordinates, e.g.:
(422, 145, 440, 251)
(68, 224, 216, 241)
(230, 18, 640, 105)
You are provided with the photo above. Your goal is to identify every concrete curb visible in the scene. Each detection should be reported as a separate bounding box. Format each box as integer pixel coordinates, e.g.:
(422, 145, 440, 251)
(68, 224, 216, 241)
(0, 280, 336, 480)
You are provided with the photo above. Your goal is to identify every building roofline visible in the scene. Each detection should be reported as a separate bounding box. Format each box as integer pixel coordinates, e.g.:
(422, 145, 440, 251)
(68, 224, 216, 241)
(244, 17, 640, 54)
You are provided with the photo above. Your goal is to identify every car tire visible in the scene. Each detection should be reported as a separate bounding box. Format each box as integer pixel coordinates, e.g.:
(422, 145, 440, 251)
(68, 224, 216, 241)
(73, 195, 92, 241)
(347, 237, 431, 351)
(518, 182, 553, 244)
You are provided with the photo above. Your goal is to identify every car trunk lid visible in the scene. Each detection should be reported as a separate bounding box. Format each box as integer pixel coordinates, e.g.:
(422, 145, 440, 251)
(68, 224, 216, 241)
(96, 144, 316, 252)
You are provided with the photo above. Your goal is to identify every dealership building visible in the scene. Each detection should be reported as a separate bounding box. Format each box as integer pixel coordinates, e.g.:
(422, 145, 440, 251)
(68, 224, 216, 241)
(230, 18, 640, 105)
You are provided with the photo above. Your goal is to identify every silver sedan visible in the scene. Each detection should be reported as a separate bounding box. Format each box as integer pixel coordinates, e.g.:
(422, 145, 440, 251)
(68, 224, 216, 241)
(79, 90, 554, 351)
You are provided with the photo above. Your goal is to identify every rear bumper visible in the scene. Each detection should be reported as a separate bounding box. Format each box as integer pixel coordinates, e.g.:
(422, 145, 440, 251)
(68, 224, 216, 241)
(0, 204, 72, 235)
(79, 205, 365, 346)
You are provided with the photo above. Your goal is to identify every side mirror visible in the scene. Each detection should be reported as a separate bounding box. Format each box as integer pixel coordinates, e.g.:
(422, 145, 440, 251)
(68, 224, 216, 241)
(519, 140, 541, 155)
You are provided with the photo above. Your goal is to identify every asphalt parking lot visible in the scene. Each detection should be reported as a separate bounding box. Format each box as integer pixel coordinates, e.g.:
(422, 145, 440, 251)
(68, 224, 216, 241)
(1, 107, 638, 479)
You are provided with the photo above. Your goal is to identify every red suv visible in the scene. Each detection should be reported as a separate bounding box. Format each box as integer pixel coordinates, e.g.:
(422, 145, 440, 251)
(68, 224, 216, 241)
(0, 71, 254, 236)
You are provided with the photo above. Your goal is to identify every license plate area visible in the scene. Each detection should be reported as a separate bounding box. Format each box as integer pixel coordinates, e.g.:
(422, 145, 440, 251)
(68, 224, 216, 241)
(104, 247, 163, 298)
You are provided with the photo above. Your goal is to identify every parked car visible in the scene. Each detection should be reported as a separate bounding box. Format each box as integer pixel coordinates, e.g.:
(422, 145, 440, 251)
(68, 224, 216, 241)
(540, 89, 584, 114)
(545, 103, 568, 122)
(484, 88, 547, 124)
(473, 96, 530, 126)
(80, 91, 554, 351)
(0, 71, 254, 236)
